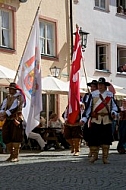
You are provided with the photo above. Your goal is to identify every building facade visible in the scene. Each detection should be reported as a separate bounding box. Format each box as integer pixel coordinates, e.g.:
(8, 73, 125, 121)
(73, 0, 126, 88)
(1, 0, 125, 120)
(0, 0, 71, 118)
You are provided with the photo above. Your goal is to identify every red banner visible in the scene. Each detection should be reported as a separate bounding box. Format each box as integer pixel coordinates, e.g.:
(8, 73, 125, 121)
(68, 27, 82, 124)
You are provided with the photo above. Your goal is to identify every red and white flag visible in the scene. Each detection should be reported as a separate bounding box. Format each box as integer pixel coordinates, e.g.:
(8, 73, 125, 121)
(17, 15, 42, 137)
(68, 27, 82, 124)
(108, 83, 116, 94)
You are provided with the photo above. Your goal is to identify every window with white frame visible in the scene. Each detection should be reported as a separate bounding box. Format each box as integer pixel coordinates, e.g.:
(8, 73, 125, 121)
(96, 44, 109, 71)
(39, 20, 56, 57)
(117, 47, 126, 72)
(0, 9, 13, 49)
(95, 0, 106, 9)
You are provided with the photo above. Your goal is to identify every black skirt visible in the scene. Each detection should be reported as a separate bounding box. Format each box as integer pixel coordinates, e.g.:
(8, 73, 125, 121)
(64, 125, 83, 139)
(88, 122, 113, 146)
(2, 120, 23, 144)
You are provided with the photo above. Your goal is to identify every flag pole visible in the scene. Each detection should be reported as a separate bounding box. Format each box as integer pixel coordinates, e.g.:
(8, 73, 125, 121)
(13, 0, 43, 83)
(82, 54, 90, 93)
(75, 24, 90, 93)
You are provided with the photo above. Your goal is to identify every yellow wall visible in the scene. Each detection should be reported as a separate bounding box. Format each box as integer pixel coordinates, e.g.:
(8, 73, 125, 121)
(0, 0, 70, 119)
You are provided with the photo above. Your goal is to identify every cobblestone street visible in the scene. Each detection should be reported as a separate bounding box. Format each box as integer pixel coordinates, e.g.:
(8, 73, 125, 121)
(0, 142, 126, 190)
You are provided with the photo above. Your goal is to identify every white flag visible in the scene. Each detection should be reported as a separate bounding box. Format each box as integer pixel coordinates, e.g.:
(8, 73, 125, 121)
(17, 15, 42, 137)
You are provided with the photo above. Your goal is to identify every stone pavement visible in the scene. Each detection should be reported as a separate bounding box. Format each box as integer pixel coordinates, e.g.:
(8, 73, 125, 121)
(0, 141, 126, 190)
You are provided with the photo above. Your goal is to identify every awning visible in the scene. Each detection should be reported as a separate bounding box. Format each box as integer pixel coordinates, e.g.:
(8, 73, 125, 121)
(0, 65, 16, 85)
(115, 90, 126, 100)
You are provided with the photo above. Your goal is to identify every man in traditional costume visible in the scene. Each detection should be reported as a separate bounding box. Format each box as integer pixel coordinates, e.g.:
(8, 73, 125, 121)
(117, 99, 126, 153)
(81, 77, 119, 164)
(0, 82, 25, 162)
(82, 80, 98, 157)
(64, 103, 83, 156)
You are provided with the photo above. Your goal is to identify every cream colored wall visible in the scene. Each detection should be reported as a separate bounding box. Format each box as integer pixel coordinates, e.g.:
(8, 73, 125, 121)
(0, 0, 70, 119)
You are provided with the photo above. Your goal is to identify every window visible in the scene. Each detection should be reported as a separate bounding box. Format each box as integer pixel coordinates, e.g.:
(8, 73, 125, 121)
(117, 0, 126, 10)
(0, 6, 15, 50)
(73, 0, 79, 4)
(0, 87, 7, 104)
(117, 47, 126, 72)
(39, 20, 56, 57)
(95, 0, 106, 9)
(96, 44, 110, 71)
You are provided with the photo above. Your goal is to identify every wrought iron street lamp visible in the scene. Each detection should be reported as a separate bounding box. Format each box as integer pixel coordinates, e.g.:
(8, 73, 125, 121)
(74, 27, 89, 51)
(19, 0, 27, 2)
(50, 66, 61, 78)
(73, 26, 90, 92)
(79, 27, 89, 49)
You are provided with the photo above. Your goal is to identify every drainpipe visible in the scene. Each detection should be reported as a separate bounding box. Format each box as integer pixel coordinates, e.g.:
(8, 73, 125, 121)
(70, 0, 73, 60)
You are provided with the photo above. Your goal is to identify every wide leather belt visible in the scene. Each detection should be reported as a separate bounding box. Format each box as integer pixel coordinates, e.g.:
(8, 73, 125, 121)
(65, 123, 79, 127)
(91, 112, 109, 120)
(91, 112, 108, 117)
(121, 118, 126, 120)
(97, 113, 109, 116)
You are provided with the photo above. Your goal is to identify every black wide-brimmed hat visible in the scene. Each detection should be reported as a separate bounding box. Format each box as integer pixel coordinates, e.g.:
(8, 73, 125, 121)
(6, 82, 18, 90)
(87, 80, 98, 87)
(97, 77, 110, 86)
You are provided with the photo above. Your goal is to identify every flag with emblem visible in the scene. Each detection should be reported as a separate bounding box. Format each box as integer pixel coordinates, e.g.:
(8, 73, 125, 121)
(17, 15, 42, 137)
(68, 27, 82, 124)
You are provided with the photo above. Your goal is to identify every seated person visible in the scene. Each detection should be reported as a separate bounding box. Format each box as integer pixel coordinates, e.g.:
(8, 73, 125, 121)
(48, 113, 69, 149)
(23, 121, 46, 151)
(0, 120, 6, 153)
(40, 116, 46, 128)
(62, 106, 68, 120)
(28, 131, 46, 151)
(117, 64, 126, 72)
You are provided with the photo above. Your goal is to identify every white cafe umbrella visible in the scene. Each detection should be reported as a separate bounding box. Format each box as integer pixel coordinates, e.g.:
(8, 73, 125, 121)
(115, 91, 126, 100)
(0, 65, 16, 102)
(41, 76, 69, 95)
(41, 76, 69, 126)
(42, 76, 86, 94)
(41, 76, 86, 125)
(113, 84, 124, 90)
(0, 65, 16, 85)
(80, 76, 94, 90)
(0, 65, 16, 79)
(80, 76, 124, 91)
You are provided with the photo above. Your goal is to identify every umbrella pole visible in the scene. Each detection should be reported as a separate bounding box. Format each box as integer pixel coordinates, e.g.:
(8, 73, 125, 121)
(46, 94, 49, 127)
